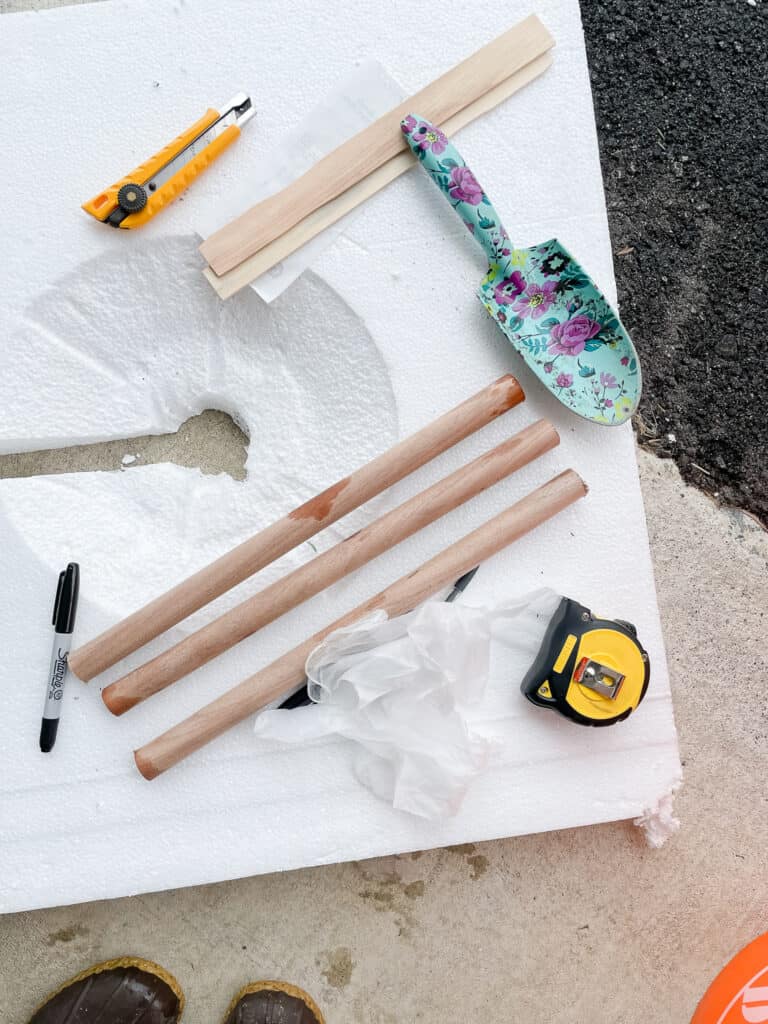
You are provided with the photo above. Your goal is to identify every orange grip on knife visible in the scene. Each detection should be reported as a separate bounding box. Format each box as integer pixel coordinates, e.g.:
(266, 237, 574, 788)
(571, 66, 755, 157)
(117, 124, 240, 228)
(81, 107, 233, 227)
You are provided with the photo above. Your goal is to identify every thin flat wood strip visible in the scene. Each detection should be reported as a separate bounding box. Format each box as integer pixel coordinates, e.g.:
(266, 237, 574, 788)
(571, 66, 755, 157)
(103, 419, 559, 714)
(134, 470, 587, 780)
(203, 52, 553, 300)
(69, 375, 524, 682)
(199, 15, 554, 276)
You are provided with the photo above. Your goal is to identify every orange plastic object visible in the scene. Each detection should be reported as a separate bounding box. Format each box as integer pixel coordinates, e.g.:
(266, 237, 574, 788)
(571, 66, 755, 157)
(82, 108, 239, 229)
(691, 932, 768, 1023)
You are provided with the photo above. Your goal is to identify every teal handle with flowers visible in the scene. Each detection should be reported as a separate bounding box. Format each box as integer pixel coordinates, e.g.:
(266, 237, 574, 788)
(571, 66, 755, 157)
(401, 114, 641, 426)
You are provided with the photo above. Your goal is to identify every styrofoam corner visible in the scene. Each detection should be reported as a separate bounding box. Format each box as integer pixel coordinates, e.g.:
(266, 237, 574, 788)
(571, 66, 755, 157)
(634, 788, 681, 848)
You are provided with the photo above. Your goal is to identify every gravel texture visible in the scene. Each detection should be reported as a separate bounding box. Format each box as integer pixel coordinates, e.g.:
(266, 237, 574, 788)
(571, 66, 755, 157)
(582, 0, 768, 524)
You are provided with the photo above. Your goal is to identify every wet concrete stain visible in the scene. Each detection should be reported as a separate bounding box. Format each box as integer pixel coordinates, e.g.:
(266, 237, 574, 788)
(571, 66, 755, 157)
(467, 854, 489, 880)
(403, 880, 425, 899)
(46, 924, 88, 946)
(447, 843, 476, 856)
(319, 947, 355, 990)
(355, 861, 426, 940)
(445, 842, 490, 880)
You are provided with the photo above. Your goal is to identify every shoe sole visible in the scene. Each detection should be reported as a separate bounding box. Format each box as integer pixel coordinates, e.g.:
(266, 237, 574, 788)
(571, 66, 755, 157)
(29, 955, 185, 1022)
(221, 979, 325, 1024)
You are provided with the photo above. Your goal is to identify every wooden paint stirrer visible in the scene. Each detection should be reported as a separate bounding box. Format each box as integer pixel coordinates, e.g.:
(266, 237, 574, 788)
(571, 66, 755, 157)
(69, 374, 524, 682)
(103, 418, 559, 714)
(135, 469, 587, 780)
(199, 15, 554, 276)
(204, 52, 553, 300)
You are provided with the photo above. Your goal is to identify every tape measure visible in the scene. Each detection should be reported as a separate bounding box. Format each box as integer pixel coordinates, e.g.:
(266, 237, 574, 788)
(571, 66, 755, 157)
(521, 597, 650, 726)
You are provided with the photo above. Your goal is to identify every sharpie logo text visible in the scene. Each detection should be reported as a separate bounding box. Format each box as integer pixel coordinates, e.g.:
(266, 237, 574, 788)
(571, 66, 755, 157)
(48, 648, 68, 700)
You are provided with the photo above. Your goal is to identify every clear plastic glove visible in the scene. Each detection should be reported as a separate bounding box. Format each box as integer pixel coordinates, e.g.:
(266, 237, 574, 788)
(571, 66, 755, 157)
(253, 589, 562, 819)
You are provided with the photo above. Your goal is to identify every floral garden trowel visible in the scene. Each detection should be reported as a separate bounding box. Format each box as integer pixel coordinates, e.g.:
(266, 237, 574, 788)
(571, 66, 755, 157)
(402, 115, 641, 425)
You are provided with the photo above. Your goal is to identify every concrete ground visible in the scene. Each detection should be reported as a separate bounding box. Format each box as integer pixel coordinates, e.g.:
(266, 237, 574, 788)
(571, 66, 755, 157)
(0, 411, 766, 1023)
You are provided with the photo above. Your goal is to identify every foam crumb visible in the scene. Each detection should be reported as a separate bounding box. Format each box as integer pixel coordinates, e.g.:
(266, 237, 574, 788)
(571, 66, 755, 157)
(121, 454, 137, 466)
(634, 791, 680, 848)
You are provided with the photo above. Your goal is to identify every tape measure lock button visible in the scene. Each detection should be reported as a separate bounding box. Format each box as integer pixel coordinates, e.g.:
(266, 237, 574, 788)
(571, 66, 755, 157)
(573, 657, 625, 701)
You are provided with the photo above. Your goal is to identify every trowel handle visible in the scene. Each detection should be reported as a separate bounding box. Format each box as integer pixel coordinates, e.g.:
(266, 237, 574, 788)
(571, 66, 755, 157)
(402, 114, 510, 264)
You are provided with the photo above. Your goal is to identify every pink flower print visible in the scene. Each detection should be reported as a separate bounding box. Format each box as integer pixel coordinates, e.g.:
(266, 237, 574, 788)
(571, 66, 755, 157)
(620, 356, 629, 366)
(547, 315, 602, 356)
(600, 371, 618, 388)
(448, 165, 483, 205)
(512, 280, 558, 320)
(604, 398, 614, 408)
(555, 372, 573, 388)
(493, 270, 525, 306)
(412, 121, 447, 154)
(543, 362, 554, 374)
(401, 115, 417, 136)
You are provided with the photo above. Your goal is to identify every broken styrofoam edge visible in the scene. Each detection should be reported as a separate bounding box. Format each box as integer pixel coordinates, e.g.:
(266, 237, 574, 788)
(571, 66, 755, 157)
(635, 789, 681, 848)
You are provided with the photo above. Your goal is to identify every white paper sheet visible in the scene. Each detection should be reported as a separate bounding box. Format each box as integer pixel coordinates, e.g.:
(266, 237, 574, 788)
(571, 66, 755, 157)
(195, 59, 405, 302)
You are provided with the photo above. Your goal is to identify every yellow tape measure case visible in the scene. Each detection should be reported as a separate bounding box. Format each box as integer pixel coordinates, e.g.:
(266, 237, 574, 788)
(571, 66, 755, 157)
(521, 597, 650, 727)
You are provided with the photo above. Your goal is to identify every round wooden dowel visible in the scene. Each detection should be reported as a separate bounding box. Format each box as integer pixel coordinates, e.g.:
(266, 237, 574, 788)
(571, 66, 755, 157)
(105, 419, 558, 715)
(69, 374, 524, 682)
(134, 469, 587, 780)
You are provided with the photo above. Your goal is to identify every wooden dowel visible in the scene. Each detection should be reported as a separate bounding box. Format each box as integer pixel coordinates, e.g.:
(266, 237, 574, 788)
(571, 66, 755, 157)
(203, 52, 553, 300)
(69, 374, 524, 682)
(134, 470, 587, 780)
(104, 419, 558, 714)
(199, 15, 554, 276)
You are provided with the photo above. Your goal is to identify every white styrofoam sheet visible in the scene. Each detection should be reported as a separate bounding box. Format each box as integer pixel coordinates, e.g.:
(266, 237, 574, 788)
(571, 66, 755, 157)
(0, 0, 681, 913)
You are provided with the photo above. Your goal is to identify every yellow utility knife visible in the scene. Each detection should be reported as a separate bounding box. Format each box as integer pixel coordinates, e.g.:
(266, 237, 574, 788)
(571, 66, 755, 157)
(82, 93, 255, 229)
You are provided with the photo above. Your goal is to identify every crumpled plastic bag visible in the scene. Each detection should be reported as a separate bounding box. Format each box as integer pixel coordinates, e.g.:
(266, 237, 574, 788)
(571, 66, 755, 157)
(253, 589, 562, 819)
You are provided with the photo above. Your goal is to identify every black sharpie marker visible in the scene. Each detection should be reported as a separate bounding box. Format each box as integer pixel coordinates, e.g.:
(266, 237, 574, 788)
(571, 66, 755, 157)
(40, 563, 80, 753)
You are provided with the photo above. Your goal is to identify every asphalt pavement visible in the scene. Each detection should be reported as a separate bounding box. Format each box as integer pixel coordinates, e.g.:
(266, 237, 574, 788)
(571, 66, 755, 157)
(583, 0, 767, 523)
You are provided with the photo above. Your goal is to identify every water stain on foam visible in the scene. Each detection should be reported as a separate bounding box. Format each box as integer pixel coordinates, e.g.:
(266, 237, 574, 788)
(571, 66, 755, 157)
(46, 924, 88, 945)
(319, 947, 355, 990)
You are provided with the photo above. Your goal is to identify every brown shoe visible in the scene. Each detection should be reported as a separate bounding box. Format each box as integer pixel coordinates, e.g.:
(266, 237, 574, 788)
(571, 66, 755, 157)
(29, 957, 184, 1024)
(222, 981, 324, 1024)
